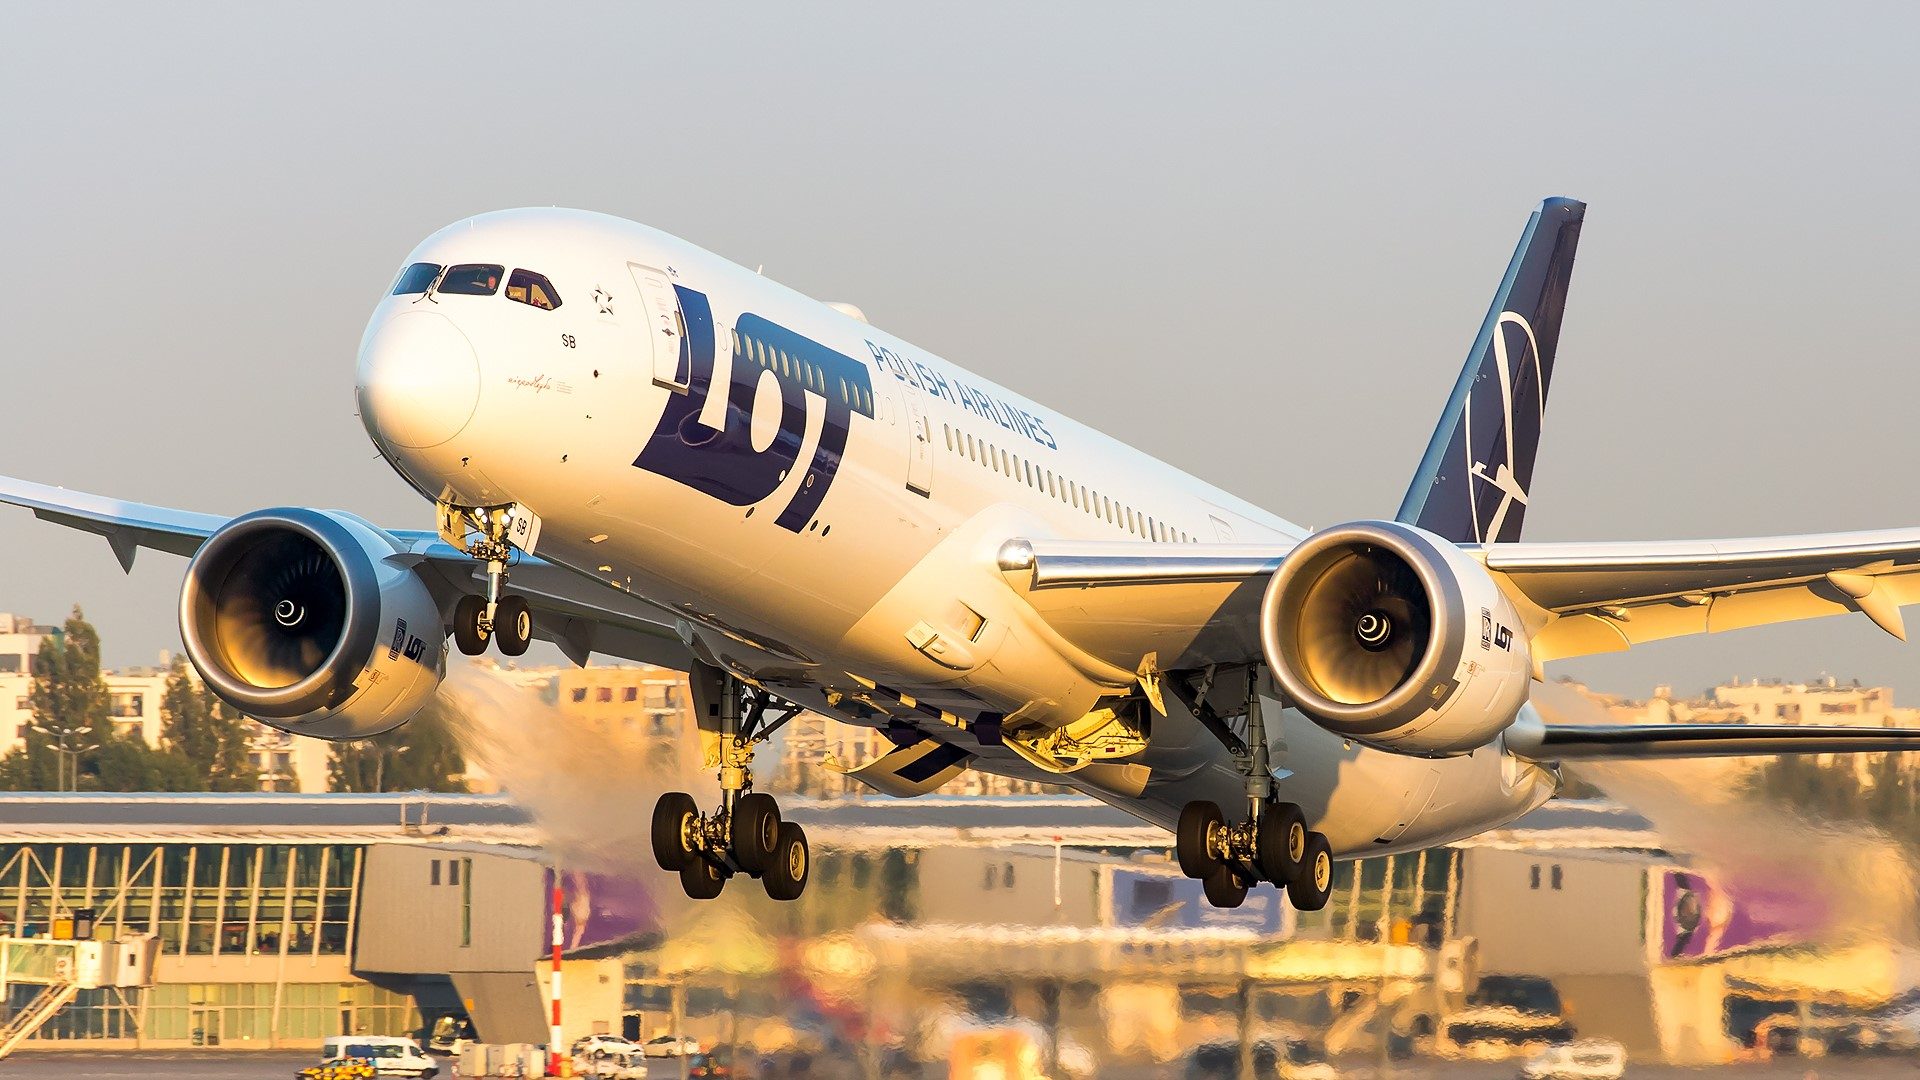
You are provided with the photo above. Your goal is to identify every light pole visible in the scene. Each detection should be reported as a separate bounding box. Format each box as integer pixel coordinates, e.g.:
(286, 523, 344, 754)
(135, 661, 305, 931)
(28, 723, 95, 792)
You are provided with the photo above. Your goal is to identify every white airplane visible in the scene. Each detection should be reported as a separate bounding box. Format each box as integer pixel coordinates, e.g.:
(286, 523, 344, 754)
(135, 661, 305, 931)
(8, 198, 1920, 909)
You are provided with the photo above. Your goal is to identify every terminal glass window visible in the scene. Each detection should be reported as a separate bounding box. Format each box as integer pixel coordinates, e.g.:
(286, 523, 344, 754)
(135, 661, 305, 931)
(437, 264, 504, 296)
(391, 262, 442, 295)
(506, 269, 562, 310)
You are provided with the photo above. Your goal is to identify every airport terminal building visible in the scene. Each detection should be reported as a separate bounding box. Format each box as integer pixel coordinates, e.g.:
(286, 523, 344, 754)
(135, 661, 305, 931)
(0, 791, 1902, 1067)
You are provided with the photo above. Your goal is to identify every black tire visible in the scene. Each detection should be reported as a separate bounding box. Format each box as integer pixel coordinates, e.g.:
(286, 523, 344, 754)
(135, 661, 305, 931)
(1288, 832, 1335, 912)
(764, 822, 810, 902)
(452, 594, 490, 656)
(1176, 800, 1224, 878)
(731, 792, 781, 875)
(1257, 803, 1309, 885)
(651, 792, 698, 872)
(1201, 861, 1248, 908)
(494, 595, 532, 657)
(679, 855, 727, 900)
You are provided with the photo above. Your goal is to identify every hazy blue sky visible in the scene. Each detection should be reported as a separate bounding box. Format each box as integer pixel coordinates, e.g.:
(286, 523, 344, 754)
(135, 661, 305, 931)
(2, 5, 1917, 700)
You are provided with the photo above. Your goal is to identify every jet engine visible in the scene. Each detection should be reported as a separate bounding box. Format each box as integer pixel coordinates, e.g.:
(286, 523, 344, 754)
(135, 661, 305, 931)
(1260, 520, 1530, 755)
(179, 508, 446, 740)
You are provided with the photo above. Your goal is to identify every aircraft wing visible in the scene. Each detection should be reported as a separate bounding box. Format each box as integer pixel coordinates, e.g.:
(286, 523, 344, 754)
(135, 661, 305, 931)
(1477, 529, 1920, 662)
(998, 527, 1920, 674)
(0, 475, 690, 670)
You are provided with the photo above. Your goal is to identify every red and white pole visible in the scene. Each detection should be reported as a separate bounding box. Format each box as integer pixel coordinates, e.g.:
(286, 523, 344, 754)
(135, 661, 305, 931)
(549, 874, 565, 1077)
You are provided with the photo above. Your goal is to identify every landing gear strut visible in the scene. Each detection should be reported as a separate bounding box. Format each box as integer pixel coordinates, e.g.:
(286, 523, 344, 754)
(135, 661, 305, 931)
(650, 672, 809, 901)
(1171, 666, 1334, 911)
(440, 504, 533, 657)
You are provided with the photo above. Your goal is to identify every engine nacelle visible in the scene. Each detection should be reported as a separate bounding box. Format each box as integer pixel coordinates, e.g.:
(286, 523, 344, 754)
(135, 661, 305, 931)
(180, 508, 447, 740)
(1260, 520, 1530, 755)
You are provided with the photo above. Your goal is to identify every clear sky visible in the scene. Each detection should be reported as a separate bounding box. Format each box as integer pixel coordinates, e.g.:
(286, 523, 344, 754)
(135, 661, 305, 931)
(1, 5, 1916, 700)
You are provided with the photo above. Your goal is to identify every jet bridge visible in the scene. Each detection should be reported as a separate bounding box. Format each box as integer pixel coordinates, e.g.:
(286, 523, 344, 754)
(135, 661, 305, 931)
(0, 931, 158, 1059)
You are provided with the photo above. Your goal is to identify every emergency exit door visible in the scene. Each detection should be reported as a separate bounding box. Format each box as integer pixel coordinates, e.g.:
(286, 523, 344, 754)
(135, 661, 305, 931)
(627, 264, 687, 391)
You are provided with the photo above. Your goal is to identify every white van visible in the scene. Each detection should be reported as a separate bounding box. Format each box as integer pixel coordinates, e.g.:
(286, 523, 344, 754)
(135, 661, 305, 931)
(321, 1035, 440, 1078)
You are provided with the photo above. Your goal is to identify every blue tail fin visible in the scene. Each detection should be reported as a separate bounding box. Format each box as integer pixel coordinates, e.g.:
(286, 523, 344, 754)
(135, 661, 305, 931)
(1396, 197, 1585, 544)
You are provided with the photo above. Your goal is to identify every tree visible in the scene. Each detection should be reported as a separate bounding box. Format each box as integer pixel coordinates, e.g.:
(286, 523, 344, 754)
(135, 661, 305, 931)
(159, 656, 256, 791)
(91, 727, 202, 792)
(328, 698, 467, 793)
(0, 607, 109, 791)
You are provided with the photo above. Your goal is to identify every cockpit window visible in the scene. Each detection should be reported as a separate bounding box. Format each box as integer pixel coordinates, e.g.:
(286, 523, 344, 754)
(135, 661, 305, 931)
(438, 264, 504, 296)
(391, 262, 442, 296)
(505, 269, 562, 310)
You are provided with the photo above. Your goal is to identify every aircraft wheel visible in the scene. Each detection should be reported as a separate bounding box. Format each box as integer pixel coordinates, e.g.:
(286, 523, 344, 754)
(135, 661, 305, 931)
(763, 822, 810, 902)
(494, 595, 532, 657)
(731, 792, 781, 875)
(1176, 800, 1224, 878)
(679, 855, 727, 901)
(1287, 832, 1335, 912)
(651, 792, 698, 872)
(1201, 861, 1248, 909)
(451, 595, 491, 656)
(1257, 802, 1309, 885)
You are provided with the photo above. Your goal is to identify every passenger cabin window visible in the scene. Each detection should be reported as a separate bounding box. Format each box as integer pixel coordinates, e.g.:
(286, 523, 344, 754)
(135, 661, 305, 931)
(506, 269, 561, 310)
(391, 262, 442, 295)
(438, 264, 504, 296)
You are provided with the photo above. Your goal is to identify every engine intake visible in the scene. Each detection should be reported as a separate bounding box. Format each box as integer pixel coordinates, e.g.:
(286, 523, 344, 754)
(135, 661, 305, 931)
(1261, 520, 1529, 755)
(180, 508, 446, 740)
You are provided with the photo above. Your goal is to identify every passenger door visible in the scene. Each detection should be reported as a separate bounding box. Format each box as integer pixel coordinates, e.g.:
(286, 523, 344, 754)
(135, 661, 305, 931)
(902, 384, 934, 497)
(626, 264, 687, 391)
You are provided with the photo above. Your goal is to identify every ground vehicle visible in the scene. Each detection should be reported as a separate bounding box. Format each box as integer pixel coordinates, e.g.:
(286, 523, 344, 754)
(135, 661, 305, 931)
(428, 1015, 474, 1056)
(319, 1036, 438, 1078)
(575, 1035, 644, 1058)
(1186, 1040, 1280, 1080)
(686, 1046, 740, 1078)
(301, 1059, 376, 1080)
(1519, 1039, 1626, 1080)
(644, 1034, 702, 1057)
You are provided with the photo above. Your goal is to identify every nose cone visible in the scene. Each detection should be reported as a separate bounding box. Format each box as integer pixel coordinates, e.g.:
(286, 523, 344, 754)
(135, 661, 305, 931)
(357, 310, 480, 449)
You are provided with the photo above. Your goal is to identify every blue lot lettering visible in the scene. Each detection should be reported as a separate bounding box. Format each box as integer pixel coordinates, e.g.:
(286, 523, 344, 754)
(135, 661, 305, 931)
(865, 341, 1057, 450)
(633, 288, 876, 532)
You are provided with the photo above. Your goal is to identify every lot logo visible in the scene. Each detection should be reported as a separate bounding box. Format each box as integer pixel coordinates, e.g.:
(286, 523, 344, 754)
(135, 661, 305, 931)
(634, 287, 876, 532)
(1464, 310, 1545, 544)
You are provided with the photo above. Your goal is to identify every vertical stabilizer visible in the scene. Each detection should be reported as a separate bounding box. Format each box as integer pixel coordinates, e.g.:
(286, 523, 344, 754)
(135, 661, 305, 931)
(1396, 198, 1584, 544)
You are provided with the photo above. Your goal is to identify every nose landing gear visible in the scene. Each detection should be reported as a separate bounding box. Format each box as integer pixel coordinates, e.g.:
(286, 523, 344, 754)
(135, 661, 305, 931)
(649, 672, 809, 901)
(439, 503, 534, 657)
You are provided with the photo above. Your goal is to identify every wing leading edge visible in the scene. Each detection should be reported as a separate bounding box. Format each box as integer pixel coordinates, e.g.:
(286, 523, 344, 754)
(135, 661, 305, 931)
(0, 474, 688, 669)
(999, 527, 1920, 676)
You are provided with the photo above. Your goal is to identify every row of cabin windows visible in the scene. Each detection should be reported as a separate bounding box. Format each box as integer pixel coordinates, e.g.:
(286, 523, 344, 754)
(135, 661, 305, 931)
(943, 423, 1193, 543)
(391, 262, 561, 310)
(731, 329, 875, 416)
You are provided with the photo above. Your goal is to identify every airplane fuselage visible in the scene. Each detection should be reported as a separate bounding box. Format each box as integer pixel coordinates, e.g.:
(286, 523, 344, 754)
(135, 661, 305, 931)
(357, 208, 1557, 857)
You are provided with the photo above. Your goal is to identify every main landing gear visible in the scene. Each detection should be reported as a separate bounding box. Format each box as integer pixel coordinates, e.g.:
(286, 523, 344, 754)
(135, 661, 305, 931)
(650, 675, 810, 902)
(1171, 667, 1335, 912)
(440, 504, 533, 658)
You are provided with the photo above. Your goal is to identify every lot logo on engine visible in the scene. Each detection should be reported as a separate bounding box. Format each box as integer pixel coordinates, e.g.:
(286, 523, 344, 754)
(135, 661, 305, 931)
(390, 619, 426, 663)
(632, 287, 877, 532)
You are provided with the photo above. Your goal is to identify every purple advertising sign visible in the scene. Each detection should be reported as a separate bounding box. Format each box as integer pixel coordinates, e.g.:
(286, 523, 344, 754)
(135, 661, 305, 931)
(1657, 869, 1828, 960)
(542, 869, 664, 958)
